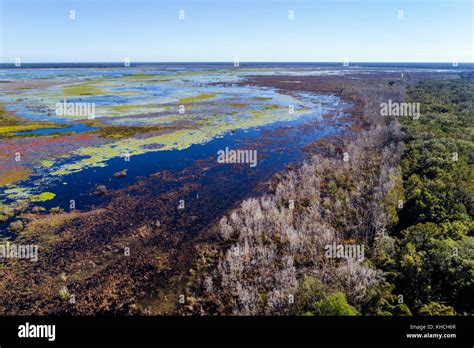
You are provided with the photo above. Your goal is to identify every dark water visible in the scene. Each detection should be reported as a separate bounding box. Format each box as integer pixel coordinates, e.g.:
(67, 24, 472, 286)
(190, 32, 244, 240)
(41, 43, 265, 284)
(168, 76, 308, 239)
(0, 110, 345, 237)
(15, 123, 97, 136)
(32, 114, 342, 211)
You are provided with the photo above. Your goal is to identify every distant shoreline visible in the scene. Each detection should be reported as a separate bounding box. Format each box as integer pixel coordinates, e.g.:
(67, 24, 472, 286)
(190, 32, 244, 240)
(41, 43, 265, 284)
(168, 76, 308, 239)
(1, 62, 473, 70)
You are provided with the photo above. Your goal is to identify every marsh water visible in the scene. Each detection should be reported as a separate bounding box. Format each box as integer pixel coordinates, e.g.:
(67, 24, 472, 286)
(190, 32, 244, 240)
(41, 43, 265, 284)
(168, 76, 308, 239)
(0, 64, 354, 236)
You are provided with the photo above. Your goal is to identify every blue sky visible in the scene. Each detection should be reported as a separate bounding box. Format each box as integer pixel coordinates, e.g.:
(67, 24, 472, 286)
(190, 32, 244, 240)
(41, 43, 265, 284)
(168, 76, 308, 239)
(1, 0, 472, 63)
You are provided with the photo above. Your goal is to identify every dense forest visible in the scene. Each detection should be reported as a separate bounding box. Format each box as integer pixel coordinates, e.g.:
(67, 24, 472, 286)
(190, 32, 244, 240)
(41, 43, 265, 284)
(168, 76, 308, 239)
(183, 75, 473, 316)
(381, 77, 474, 315)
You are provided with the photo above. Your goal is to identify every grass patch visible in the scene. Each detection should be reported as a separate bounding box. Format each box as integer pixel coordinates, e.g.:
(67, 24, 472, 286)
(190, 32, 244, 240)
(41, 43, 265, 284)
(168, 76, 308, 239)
(177, 93, 216, 104)
(0, 104, 22, 126)
(251, 97, 273, 101)
(0, 103, 66, 138)
(0, 124, 64, 134)
(92, 124, 187, 139)
(227, 103, 248, 108)
(0, 169, 32, 186)
(108, 104, 163, 112)
(63, 82, 105, 96)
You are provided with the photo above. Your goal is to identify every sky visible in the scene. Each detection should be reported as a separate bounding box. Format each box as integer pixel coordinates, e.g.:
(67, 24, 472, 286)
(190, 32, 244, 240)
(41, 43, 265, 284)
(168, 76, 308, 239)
(0, 0, 473, 63)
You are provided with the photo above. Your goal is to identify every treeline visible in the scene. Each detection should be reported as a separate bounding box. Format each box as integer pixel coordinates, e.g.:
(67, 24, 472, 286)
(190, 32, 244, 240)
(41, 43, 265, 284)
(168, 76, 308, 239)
(378, 77, 474, 315)
(181, 75, 473, 316)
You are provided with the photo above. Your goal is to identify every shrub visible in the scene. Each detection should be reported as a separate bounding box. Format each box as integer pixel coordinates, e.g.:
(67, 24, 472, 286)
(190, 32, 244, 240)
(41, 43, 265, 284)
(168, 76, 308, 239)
(313, 292, 358, 316)
(418, 302, 457, 316)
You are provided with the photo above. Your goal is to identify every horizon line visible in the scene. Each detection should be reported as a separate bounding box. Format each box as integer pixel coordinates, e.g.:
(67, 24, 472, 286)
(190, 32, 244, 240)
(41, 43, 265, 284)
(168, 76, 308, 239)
(1, 61, 473, 65)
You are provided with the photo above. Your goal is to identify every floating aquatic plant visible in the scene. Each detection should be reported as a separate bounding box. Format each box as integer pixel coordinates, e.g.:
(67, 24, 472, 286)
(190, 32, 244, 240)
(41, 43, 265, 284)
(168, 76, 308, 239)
(30, 191, 56, 202)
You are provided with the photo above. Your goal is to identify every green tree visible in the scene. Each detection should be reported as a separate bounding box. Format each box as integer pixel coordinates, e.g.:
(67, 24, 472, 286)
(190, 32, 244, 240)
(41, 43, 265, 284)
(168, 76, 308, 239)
(313, 292, 358, 316)
(418, 302, 457, 316)
(292, 276, 328, 315)
(361, 282, 412, 316)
